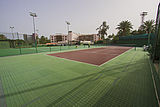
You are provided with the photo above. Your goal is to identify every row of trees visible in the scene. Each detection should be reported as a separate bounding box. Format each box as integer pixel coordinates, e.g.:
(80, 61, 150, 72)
(97, 20, 155, 41)
(38, 36, 50, 44)
(0, 34, 50, 44)
(0, 34, 8, 40)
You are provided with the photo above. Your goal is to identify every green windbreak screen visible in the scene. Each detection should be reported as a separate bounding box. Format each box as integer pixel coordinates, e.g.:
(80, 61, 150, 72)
(119, 34, 148, 40)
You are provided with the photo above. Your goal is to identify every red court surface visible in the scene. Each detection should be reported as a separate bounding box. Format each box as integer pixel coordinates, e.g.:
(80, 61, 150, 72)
(48, 46, 132, 66)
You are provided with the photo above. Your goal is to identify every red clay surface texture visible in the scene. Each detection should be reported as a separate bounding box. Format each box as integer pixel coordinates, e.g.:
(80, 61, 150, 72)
(48, 46, 132, 66)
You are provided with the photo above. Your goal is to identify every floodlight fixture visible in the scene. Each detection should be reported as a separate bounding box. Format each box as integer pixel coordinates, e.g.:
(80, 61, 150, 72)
(65, 21, 71, 45)
(29, 12, 37, 17)
(10, 26, 14, 29)
(140, 12, 148, 25)
(65, 21, 70, 25)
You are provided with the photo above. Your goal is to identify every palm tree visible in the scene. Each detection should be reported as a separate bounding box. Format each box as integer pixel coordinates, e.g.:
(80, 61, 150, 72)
(96, 21, 109, 39)
(116, 20, 133, 36)
(141, 20, 155, 34)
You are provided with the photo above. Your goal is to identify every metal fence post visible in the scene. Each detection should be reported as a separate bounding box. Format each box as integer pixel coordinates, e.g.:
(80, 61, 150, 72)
(49, 46, 51, 52)
(17, 32, 22, 54)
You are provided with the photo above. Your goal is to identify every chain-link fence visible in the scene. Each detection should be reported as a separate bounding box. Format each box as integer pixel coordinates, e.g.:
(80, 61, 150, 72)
(148, 3, 160, 104)
(0, 32, 97, 57)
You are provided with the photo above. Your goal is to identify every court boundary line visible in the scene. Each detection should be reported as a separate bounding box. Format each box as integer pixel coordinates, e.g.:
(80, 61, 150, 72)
(99, 48, 133, 67)
(46, 54, 98, 67)
(47, 47, 132, 67)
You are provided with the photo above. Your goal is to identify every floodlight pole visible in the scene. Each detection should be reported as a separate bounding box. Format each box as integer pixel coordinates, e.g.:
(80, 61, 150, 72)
(67, 24, 69, 45)
(33, 16, 36, 40)
(10, 26, 14, 39)
(17, 32, 22, 54)
(36, 29, 39, 44)
(66, 21, 70, 45)
(140, 12, 150, 45)
(30, 12, 38, 53)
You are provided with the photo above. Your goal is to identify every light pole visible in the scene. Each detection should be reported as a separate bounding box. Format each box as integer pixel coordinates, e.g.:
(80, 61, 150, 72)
(140, 12, 150, 45)
(10, 26, 14, 39)
(29, 12, 38, 53)
(36, 29, 39, 44)
(140, 12, 148, 25)
(65, 21, 70, 45)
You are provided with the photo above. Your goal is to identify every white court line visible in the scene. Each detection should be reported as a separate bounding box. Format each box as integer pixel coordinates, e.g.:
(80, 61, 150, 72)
(46, 47, 133, 67)
(46, 46, 103, 54)
(46, 54, 99, 67)
(79, 51, 121, 55)
(99, 48, 133, 67)
(148, 57, 160, 107)
(44, 46, 107, 67)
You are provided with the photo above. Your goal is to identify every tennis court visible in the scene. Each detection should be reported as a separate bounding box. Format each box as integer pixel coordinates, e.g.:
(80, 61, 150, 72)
(48, 46, 132, 66)
(0, 46, 159, 107)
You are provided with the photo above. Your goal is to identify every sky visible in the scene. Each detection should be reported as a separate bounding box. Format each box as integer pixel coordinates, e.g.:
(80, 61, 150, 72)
(0, 0, 159, 38)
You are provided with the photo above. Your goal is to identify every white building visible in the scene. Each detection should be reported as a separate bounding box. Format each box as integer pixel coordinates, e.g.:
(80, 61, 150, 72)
(50, 31, 99, 44)
(50, 33, 67, 43)
(50, 31, 79, 44)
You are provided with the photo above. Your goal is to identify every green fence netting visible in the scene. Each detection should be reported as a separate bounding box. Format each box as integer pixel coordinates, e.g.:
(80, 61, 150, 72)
(117, 34, 155, 47)
(0, 32, 97, 57)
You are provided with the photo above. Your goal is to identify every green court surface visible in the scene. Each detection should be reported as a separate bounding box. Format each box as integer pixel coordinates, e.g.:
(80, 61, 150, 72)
(0, 47, 159, 107)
